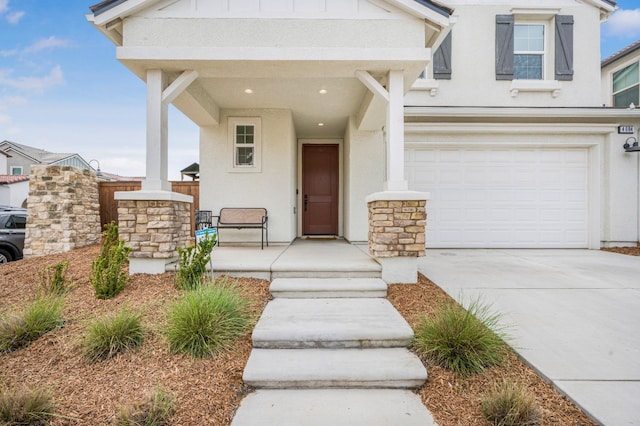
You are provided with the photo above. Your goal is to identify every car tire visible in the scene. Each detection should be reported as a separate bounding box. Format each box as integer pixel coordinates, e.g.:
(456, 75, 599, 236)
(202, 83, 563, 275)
(0, 248, 12, 264)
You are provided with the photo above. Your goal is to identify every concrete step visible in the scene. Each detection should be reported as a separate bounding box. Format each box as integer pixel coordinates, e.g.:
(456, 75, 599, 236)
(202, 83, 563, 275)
(270, 277, 388, 298)
(252, 298, 414, 349)
(271, 270, 381, 279)
(243, 348, 427, 389)
(231, 389, 436, 426)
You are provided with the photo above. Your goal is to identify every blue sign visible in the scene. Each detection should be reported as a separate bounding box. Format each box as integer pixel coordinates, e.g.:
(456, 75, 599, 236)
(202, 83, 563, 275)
(195, 227, 217, 243)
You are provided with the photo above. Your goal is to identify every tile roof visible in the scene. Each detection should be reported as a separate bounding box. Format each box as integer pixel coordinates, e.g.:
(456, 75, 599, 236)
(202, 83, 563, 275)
(0, 175, 29, 184)
(602, 39, 640, 68)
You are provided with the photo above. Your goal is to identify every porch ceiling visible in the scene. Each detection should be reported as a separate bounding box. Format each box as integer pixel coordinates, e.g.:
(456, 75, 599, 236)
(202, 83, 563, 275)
(117, 50, 429, 138)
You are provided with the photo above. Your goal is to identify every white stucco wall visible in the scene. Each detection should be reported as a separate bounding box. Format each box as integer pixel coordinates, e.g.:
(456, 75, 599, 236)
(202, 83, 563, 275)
(199, 109, 297, 244)
(343, 117, 385, 242)
(406, 1, 604, 107)
(9, 180, 29, 208)
(603, 126, 640, 245)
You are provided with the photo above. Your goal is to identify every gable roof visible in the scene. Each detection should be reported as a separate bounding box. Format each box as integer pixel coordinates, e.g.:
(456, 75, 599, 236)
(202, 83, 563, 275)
(0, 140, 90, 168)
(602, 39, 640, 68)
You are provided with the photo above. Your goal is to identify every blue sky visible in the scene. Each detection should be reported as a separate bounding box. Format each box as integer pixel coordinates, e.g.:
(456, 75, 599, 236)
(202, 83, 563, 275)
(1, 0, 640, 179)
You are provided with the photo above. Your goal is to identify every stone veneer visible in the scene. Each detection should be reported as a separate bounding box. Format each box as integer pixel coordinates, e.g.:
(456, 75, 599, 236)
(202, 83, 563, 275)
(368, 199, 427, 258)
(24, 165, 101, 257)
(117, 199, 192, 261)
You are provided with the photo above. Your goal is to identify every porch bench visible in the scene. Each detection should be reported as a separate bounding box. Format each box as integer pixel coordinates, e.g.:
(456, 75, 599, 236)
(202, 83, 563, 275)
(213, 208, 269, 249)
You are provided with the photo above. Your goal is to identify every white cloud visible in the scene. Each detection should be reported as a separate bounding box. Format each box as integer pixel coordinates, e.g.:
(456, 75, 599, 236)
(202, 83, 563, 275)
(0, 49, 18, 57)
(6, 10, 24, 24)
(23, 36, 72, 54)
(603, 9, 640, 38)
(0, 65, 65, 93)
(0, 0, 8, 14)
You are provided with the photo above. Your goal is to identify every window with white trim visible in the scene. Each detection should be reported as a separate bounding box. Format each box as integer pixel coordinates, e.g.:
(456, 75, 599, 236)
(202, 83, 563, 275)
(10, 166, 22, 175)
(613, 62, 639, 108)
(514, 24, 545, 80)
(229, 117, 261, 172)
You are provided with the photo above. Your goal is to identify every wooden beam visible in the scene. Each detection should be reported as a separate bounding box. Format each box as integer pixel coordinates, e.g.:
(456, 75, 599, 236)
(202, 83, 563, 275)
(356, 70, 389, 102)
(162, 70, 199, 106)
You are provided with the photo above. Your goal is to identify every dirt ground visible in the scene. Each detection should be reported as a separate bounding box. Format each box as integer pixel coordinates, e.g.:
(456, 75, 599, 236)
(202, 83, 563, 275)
(3, 244, 634, 424)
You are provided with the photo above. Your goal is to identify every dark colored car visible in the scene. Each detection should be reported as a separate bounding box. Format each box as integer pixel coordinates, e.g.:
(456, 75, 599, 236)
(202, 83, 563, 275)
(0, 207, 27, 264)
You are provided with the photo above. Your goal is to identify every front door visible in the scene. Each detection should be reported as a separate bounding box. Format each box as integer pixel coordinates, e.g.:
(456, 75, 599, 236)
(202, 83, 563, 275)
(302, 144, 338, 235)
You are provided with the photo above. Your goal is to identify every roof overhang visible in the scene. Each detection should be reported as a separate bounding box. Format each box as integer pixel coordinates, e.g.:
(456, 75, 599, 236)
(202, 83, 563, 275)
(581, 0, 617, 20)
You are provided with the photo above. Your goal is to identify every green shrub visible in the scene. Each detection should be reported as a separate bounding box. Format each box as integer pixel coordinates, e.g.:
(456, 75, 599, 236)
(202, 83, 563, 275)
(165, 280, 252, 357)
(481, 381, 542, 426)
(91, 221, 132, 299)
(38, 261, 73, 296)
(0, 385, 55, 425)
(413, 299, 508, 377)
(83, 308, 144, 362)
(174, 233, 216, 290)
(0, 296, 64, 353)
(115, 389, 175, 426)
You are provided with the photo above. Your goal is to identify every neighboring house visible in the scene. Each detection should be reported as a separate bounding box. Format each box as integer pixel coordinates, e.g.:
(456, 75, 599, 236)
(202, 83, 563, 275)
(87, 0, 640, 254)
(0, 175, 30, 208)
(601, 40, 640, 108)
(0, 140, 93, 175)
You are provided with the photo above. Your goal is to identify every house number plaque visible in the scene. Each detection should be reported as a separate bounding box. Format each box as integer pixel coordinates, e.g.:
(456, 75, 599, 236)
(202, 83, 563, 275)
(618, 125, 635, 134)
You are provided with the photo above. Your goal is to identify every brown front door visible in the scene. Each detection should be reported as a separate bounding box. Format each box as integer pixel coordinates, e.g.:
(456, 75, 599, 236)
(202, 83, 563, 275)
(302, 144, 339, 235)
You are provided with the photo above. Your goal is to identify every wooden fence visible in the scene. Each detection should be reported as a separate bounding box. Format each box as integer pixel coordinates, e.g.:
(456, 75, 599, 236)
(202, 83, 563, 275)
(98, 181, 200, 234)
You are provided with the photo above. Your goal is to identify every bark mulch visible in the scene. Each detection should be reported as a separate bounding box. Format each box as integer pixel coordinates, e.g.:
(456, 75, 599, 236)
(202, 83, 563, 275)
(3, 244, 631, 424)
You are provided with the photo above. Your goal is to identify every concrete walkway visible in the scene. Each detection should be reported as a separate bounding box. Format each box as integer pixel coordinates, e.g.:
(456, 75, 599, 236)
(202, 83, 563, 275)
(232, 277, 435, 425)
(194, 239, 380, 280)
(418, 249, 640, 426)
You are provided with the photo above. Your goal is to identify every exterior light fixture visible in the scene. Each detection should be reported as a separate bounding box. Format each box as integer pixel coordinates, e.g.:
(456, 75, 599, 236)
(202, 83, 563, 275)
(318, 122, 324, 127)
(244, 89, 253, 94)
(623, 137, 640, 153)
(89, 159, 102, 177)
(319, 89, 327, 94)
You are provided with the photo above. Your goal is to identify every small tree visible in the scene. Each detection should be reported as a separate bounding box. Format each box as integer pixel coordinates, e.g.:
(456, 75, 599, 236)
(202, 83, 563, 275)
(91, 221, 132, 299)
(174, 233, 216, 290)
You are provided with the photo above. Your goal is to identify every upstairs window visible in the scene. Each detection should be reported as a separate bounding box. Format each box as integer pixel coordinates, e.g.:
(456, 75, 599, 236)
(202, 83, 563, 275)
(228, 117, 261, 172)
(514, 24, 545, 80)
(613, 62, 639, 108)
(10, 166, 22, 175)
(496, 14, 573, 82)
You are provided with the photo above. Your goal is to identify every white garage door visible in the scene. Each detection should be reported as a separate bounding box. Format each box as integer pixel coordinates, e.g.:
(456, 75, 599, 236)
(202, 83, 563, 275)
(406, 147, 589, 248)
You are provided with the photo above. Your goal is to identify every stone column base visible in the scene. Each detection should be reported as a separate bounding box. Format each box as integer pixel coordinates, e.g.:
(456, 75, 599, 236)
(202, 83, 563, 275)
(115, 190, 193, 275)
(366, 190, 430, 284)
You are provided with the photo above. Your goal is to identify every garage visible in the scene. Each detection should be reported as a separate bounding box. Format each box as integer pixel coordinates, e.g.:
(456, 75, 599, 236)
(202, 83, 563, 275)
(406, 147, 590, 248)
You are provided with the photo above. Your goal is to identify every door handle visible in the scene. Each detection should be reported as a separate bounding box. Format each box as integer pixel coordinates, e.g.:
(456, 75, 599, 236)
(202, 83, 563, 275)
(304, 194, 308, 212)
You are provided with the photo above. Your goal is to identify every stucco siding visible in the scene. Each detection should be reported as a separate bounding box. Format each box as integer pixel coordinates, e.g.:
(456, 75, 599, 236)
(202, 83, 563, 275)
(123, 17, 424, 49)
(406, 3, 603, 107)
(343, 117, 385, 242)
(199, 109, 296, 244)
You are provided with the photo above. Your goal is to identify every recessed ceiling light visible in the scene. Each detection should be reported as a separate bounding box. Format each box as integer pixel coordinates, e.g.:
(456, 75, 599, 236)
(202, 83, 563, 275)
(244, 89, 253, 94)
(319, 89, 327, 94)
(318, 122, 325, 127)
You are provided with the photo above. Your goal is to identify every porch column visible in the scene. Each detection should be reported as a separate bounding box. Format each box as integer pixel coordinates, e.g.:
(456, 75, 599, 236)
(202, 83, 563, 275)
(385, 70, 408, 192)
(143, 69, 170, 192)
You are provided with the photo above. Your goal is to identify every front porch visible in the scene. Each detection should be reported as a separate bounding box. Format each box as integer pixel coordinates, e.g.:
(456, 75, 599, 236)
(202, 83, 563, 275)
(170, 238, 381, 281)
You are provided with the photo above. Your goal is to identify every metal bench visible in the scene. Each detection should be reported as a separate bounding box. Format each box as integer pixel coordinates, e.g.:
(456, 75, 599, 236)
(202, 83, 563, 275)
(196, 208, 268, 249)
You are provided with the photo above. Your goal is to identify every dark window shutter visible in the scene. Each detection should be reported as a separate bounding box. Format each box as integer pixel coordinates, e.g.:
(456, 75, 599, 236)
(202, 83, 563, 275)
(434, 32, 452, 80)
(555, 15, 574, 81)
(496, 15, 514, 80)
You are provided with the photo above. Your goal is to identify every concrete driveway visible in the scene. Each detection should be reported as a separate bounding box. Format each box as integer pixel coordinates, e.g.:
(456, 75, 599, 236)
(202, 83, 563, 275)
(418, 249, 640, 426)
